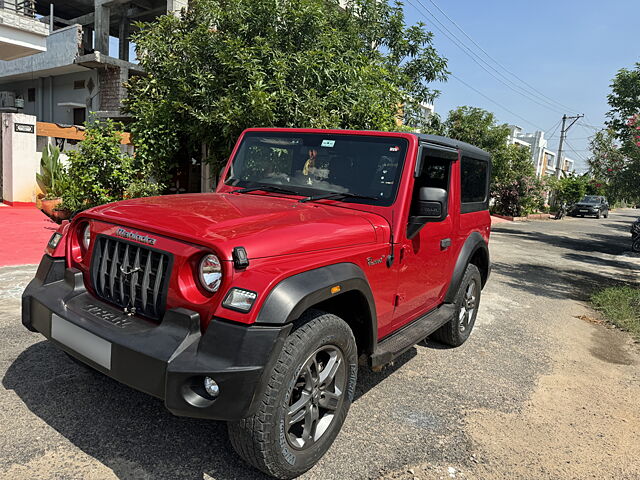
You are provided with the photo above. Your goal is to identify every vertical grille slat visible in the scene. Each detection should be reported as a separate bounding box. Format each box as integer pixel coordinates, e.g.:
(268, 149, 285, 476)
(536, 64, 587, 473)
(99, 237, 110, 294)
(141, 251, 151, 309)
(152, 255, 164, 316)
(90, 235, 170, 321)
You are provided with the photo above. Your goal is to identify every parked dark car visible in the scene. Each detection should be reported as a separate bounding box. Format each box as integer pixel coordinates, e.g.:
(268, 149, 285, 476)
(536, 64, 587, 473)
(569, 195, 609, 218)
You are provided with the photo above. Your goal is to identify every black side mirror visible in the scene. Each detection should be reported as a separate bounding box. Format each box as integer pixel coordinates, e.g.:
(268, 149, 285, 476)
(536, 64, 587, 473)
(407, 187, 448, 238)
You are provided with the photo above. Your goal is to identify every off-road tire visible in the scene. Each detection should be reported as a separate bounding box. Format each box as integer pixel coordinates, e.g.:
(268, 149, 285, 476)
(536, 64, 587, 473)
(227, 310, 358, 479)
(431, 263, 482, 347)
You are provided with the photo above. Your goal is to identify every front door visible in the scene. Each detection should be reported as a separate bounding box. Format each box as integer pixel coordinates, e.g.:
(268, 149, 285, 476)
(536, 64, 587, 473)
(391, 150, 456, 330)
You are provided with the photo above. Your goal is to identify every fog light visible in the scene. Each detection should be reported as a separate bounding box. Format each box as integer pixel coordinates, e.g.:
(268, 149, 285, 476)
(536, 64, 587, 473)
(204, 377, 219, 398)
(222, 288, 258, 312)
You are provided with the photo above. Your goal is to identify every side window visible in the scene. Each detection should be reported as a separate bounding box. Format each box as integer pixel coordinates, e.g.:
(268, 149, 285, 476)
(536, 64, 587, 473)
(410, 155, 451, 216)
(460, 156, 488, 213)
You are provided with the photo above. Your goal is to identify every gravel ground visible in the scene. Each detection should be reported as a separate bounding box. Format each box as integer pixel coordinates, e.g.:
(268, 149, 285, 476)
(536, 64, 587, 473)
(1, 209, 639, 480)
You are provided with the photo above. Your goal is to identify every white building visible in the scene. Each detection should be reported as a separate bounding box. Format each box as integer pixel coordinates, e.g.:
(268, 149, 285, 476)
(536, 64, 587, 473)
(507, 125, 574, 177)
(0, 0, 49, 61)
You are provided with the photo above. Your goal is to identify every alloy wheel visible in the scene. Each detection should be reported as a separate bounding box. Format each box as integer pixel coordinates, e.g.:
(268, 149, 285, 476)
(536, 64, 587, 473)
(458, 281, 477, 332)
(285, 345, 346, 450)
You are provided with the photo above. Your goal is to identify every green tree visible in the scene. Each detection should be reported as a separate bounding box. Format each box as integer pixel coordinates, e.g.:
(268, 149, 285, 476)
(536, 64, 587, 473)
(125, 0, 449, 184)
(606, 62, 640, 154)
(441, 106, 543, 216)
(595, 62, 640, 203)
(547, 174, 589, 205)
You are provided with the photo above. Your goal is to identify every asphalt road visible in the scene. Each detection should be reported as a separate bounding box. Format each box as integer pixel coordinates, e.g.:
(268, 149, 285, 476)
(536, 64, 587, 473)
(1, 209, 639, 480)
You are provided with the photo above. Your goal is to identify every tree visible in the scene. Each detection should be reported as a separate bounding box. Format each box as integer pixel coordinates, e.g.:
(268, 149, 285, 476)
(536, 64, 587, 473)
(441, 106, 543, 216)
(607, 63, 640, 154)
(589, 63, 640, 203)
(125, 0, 449, 184)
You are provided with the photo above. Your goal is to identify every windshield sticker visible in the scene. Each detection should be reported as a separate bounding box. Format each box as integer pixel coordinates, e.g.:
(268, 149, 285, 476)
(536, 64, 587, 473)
(389, 146, 400, 152)
(321, 139, 335, 148)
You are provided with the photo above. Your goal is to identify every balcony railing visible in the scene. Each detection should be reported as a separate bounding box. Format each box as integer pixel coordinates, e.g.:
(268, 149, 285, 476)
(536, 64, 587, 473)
(0, 0, 36, 18)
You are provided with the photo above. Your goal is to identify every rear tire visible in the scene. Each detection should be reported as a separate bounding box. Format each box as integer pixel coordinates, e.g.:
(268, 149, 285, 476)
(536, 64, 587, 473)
(633, 238, 640, 253)
(432, 263, 482, 347)
(227, 310, 358, 479)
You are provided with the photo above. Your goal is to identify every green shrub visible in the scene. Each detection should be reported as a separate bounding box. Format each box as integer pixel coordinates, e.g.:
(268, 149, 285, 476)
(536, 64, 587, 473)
(61, 119, 160, 212)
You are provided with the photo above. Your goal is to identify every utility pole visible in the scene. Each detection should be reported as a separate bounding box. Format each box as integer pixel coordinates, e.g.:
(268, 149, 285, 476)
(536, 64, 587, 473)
(556, 114, 584, 177)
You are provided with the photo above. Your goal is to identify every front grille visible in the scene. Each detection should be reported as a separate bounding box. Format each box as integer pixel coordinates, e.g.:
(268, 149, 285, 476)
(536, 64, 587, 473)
(90, 236, 172, 320)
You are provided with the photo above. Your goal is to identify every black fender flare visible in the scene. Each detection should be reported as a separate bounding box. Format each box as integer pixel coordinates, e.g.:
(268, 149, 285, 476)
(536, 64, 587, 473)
(445, 231, 490, 303)
(256, 262, 377, 352)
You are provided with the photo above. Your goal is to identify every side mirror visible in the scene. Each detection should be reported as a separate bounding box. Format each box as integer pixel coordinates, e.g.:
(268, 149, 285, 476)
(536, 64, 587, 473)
(407, 187, 448, 238)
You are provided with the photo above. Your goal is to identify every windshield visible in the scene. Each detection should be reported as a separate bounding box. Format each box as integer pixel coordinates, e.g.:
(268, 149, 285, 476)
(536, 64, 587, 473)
(580, 196, 601, 204)
(225, 132, 409, 206)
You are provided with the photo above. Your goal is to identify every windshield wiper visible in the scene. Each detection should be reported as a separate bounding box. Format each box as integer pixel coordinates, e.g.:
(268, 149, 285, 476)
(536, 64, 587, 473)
(299, 192, 379, 203)
(233, 185, 301, 196)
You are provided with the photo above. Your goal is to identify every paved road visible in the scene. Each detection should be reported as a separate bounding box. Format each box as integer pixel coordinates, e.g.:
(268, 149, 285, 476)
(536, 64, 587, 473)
(1, 210, 639, 479)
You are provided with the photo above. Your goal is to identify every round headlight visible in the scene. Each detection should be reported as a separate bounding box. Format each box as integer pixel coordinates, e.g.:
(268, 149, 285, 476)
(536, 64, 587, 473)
(82, 223, 91, 250)
(199, 254, 222, 292)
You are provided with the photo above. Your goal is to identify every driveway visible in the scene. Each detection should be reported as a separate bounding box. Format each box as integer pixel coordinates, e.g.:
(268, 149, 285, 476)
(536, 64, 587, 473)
(1, 210, 639, 480)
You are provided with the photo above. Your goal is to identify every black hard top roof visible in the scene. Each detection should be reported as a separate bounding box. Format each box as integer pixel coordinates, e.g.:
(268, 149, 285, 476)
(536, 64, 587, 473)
(415, 134, 491, 161)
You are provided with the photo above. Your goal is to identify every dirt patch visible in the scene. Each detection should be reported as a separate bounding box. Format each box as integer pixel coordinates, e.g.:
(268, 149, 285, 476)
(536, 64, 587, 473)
(381, 314, 640, 480)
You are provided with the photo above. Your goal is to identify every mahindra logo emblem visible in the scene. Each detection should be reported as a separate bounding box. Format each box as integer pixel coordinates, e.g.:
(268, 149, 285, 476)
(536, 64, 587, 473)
(115, 228, 157, 246)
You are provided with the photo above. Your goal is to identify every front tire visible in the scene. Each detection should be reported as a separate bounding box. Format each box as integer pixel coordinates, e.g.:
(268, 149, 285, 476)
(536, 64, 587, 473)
(228, 310, 358, 479)
(432, 263, 482, 347)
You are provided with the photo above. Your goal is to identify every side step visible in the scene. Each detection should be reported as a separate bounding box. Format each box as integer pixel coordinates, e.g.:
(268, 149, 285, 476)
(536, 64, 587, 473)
(369, 303, 455, 368)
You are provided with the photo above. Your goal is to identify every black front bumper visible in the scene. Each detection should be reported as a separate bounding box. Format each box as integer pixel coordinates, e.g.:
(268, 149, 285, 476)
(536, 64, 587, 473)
(570, 206, 599, 216)
(22, 255, 291, 420)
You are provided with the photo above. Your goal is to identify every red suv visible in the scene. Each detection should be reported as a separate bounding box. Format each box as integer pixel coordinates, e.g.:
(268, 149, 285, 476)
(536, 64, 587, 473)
(22, 128, 491, 479)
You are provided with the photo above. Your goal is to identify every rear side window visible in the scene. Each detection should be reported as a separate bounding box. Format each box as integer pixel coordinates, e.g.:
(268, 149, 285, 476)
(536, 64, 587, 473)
(461, 156, 489, 213)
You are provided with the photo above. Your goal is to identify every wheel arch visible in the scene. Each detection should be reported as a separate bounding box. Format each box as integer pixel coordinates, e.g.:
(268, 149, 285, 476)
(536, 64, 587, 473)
(255, 263, 377, 355)
(445, 231, 490, 303)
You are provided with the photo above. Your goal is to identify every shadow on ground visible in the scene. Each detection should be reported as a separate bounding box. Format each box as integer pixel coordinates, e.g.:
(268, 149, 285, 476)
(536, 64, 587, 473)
(491, 225, 630, 256)
(492, 261, 635, 302)
(2, 339, 421, 479)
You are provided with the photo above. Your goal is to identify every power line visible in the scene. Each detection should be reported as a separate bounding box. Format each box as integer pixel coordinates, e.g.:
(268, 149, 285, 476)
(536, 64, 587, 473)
(564, 140, 588, 162)
(405, 0, 568, 115)
(449, 74, 546, 131)
(421, 0, 582, 115)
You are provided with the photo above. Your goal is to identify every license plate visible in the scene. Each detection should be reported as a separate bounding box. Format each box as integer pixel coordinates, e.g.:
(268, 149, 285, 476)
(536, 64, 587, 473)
(51, 314, 112, 369)
(580, 209, 588, 212)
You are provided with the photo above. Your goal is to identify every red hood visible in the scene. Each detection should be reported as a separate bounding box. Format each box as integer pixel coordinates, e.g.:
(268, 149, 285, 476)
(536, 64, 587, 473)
(79, 193, 385, 260)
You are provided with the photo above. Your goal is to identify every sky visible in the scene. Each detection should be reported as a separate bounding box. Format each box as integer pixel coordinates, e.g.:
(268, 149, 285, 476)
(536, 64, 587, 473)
(401, 0, 639, 173)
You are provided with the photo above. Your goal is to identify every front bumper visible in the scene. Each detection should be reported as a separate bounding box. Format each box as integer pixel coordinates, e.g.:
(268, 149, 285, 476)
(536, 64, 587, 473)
(22, 255, 291, 420)
(570, 206, 599, 216)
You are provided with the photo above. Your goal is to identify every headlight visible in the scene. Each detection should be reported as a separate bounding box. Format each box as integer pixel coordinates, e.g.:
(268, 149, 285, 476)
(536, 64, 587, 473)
(82, 223, 91, 250)
(223, 288, 258, 312)
(199, 254, 222, 292)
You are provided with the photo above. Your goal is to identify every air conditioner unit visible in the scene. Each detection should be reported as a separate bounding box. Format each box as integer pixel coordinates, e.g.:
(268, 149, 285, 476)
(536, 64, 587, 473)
(0, 91, 18, 111)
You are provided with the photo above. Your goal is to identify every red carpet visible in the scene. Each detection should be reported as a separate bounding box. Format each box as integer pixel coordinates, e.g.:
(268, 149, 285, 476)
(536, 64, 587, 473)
(0, 206, 58, 266)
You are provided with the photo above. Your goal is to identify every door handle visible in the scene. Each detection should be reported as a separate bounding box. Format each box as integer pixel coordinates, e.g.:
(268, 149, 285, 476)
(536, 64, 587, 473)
(440, 238, 451, 250)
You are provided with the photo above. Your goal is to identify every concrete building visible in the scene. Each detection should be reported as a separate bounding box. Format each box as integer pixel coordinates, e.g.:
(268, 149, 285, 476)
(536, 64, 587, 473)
(0, 0, 186, 124)
(507, 125, 574, 178)
(0, 0, 49, 61)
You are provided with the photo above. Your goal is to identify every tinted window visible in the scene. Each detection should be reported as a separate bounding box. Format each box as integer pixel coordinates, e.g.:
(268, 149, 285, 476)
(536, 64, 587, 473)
(226, 132, 408, 206)
(461, 157, 488, 204)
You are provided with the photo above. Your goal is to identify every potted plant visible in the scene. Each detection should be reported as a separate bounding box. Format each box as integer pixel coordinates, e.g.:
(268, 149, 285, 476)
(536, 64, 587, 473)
(36, 145, 71, 223)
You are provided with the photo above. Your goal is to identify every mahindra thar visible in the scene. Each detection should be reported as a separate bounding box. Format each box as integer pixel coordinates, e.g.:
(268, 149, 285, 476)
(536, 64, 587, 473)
(22, 128, 491, 479)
